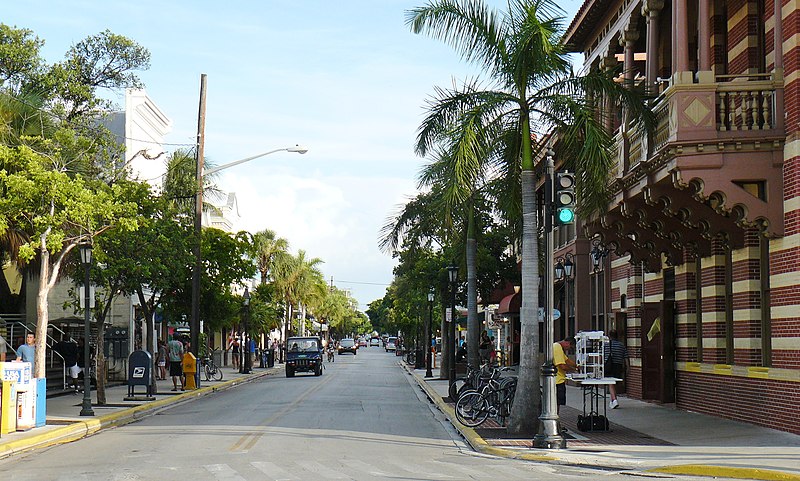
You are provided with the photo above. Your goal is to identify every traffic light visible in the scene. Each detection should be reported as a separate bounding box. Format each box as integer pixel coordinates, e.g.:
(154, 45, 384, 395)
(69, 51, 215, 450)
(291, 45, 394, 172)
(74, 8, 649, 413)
(555, 171, 576, 225)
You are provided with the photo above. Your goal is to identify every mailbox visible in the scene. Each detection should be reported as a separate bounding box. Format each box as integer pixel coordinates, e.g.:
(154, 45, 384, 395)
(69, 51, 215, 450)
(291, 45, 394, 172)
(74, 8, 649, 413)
(127, 350, 153, 398)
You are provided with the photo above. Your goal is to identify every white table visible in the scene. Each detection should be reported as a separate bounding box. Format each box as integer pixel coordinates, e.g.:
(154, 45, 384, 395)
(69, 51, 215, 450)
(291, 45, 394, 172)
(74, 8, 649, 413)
(571, 377, 621, 432)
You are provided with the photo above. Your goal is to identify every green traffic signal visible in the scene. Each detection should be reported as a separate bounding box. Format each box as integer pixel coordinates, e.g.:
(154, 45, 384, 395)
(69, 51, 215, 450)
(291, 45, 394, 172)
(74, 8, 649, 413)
(555, 171, 576, 225)
(557, 207, 575, 223)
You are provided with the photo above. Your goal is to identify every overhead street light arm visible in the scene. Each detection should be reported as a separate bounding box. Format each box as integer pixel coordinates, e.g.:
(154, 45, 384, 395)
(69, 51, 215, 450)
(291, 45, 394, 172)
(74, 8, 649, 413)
(203, 144, 308, 176)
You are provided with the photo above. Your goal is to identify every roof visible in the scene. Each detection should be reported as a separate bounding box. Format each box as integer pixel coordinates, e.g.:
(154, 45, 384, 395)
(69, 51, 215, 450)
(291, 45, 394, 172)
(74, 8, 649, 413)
(563, 0, 614, 52)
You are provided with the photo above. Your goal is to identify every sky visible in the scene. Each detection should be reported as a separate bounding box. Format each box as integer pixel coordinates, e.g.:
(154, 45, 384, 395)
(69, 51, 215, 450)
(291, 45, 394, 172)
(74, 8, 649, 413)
(3, 0, 583, 310)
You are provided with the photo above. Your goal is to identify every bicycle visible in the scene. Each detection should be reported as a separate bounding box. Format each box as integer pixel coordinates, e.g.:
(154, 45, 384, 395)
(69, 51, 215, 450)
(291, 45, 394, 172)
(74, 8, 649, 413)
(201, 352, 223, 381)
(448, 363, 496, 401)
(405, 350, 416, 366)
(454, 370, 517, 427)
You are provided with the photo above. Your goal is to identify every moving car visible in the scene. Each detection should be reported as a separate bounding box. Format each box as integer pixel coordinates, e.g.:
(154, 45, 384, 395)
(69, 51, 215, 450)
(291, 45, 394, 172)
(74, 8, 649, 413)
(369, 337, 380, 347)
(285, 337, 323, 377)
(385, 336, 397, 352)
(358, 338, 368, 347)
(338, 338, 358, 355)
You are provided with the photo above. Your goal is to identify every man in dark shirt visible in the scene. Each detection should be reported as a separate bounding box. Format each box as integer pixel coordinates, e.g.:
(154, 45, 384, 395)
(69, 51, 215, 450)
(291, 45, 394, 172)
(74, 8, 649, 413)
(54, 338, 80, 391)
(604, 330, 629, 409)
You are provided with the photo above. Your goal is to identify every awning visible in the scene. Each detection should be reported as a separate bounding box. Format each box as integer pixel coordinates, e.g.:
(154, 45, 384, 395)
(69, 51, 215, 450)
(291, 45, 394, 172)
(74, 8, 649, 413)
(498, 292, 521, 314)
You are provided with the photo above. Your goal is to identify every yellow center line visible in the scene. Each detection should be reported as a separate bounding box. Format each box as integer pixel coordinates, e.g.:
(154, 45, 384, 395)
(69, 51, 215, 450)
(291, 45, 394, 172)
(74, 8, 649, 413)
(230, 369, 334, 452)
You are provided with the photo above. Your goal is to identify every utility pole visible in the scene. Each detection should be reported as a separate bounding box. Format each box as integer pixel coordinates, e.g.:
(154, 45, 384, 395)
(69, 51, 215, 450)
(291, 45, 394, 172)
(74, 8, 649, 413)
(191, 73, 207, 358)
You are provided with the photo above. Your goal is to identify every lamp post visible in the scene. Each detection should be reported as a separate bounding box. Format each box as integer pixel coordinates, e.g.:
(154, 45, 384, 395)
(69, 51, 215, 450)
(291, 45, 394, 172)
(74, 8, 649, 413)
(447, 265, 459, 399)
(555, 253, 575, 340)
(191, 145, 308, 360)
(426, 288, 434, 378)
(241, 287, 251, 374)
(79, 241, 95, 417)
(590, 239, 608, 331)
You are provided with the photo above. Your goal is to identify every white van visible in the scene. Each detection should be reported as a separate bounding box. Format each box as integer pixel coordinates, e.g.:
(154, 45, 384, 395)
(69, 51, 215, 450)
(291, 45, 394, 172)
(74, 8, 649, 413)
(385, 336, 397, 352)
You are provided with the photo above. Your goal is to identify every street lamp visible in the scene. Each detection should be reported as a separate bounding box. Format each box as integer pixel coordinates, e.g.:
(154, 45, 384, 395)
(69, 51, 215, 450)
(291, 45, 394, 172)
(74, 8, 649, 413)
(447, 265, 459, 399)
(241, 287, 251, 374)
(78, 241, 95, 417)
(426, 288, 434, 378)
(191, 145, 308, 360)
(590, 239, 608, 331)
(555, 253, 575, 339)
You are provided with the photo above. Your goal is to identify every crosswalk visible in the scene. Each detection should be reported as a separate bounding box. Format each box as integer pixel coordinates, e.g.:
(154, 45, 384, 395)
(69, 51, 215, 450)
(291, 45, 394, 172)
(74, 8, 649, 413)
(196, 457, 558, 480)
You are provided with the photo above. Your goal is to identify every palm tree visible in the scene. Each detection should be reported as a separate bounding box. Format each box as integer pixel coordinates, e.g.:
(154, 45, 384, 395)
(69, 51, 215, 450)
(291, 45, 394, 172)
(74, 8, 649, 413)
(272, 250, 324, 340)
(407, 0, 651, 435)
(253, 229, 289, 285)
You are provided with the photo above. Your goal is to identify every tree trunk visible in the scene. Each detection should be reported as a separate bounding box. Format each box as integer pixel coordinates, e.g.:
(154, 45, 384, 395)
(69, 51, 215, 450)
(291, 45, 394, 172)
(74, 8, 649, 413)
(507, 169, 541, 435)
(466, 201, 479, 367)
(34, 249, 51, 379)
(96, 320, 107, 405)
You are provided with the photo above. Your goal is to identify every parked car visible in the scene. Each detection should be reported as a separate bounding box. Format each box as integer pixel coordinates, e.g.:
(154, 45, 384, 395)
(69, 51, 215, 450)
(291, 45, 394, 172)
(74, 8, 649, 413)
(385, 336, 397, 352)
(285, 337, 323, 377)
(369, 337, 380, 347)
(338, 338, 358, 355)
(358, 338, 368, 347)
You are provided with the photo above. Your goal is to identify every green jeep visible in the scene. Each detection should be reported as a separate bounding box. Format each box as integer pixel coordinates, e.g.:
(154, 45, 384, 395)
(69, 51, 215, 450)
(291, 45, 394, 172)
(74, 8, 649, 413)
(285, 336, 323, 377)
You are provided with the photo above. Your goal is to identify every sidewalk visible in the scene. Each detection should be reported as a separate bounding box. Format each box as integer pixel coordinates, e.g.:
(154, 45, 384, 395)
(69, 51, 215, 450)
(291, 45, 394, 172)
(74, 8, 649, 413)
(0, 364, 279, 459)
(409, 365, 800, 481)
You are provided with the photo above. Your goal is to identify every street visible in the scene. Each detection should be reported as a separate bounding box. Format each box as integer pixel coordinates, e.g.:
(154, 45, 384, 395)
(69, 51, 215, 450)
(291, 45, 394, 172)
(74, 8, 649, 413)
(1, 348, 722, 480)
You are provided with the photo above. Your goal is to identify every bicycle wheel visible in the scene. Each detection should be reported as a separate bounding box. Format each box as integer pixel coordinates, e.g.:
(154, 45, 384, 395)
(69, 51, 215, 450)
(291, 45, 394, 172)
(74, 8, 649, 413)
(448, 377, 470, 401)
(204, 363, 213, 381)
(455, 391, 489, 427)
(212, 364, 223, 381)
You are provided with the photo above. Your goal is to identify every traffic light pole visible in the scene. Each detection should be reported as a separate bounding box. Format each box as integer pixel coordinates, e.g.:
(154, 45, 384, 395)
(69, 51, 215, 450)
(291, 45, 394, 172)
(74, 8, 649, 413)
(534, 150, 566, 449)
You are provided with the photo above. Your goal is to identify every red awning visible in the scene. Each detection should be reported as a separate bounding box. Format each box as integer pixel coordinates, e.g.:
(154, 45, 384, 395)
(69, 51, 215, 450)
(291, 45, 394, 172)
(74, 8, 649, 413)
(498, 292, 521, 314)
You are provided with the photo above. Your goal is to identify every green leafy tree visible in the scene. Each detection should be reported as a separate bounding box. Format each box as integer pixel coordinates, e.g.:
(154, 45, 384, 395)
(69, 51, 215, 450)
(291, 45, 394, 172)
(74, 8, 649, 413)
(0, 144, 139, 378)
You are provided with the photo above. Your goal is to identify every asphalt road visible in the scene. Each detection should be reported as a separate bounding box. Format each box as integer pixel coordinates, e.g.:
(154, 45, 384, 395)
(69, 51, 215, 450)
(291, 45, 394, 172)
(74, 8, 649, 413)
(0, 347, 709, 480)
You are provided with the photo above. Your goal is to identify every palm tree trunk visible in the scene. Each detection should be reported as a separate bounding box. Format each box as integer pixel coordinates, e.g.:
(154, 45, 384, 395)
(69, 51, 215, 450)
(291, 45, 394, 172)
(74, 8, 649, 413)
(508, 168, 541, 435)
(466, 200, 479, 367)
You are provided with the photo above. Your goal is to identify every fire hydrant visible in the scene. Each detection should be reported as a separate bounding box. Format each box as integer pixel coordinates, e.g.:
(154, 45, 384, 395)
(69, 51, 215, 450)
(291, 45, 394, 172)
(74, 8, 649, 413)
(182, 352, 197, 390)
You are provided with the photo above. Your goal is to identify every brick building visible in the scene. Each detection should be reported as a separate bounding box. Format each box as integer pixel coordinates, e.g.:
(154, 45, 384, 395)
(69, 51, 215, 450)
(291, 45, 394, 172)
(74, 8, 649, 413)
(557, 0, 800, 434)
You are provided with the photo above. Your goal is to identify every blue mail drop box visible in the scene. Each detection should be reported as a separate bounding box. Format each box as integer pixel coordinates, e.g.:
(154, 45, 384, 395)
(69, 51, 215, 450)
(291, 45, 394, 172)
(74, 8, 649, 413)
(127, 350, 153, 397)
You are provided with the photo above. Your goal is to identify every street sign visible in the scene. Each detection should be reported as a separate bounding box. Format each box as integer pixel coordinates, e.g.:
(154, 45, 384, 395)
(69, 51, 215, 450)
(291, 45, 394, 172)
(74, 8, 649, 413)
(553, 308, 561, 320)
(446, 307, 452, 322)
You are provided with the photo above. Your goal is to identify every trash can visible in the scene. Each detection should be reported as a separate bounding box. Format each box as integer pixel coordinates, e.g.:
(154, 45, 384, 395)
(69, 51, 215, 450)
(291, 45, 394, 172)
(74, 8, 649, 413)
(182, 352, 197, 390)
(267, 348, 275, 367)
(414, 349, 425, 369)
(127, 350, 153, 398)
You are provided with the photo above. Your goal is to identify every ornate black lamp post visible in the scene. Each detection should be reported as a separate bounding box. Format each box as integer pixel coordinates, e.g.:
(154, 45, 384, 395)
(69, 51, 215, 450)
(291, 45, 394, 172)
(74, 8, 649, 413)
(79, 241, 95, 417)
(447, 265, 459, 399)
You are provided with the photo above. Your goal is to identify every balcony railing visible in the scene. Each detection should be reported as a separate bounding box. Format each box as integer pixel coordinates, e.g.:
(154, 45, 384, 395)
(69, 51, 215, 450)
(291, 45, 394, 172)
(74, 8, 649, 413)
(716, 73, 775, 131)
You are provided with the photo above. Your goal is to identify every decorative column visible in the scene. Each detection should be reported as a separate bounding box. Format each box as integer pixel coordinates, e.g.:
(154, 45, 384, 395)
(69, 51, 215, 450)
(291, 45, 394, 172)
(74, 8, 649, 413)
(697, 0, 712, 81)
(601, 53, 618, 133)
(643, 0, 665, 94)
(620, 24, 639, 173)
(673, 0, 692, 83)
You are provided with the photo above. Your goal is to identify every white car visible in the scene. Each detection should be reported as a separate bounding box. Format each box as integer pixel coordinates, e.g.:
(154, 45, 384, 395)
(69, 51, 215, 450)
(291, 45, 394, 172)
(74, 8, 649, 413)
(385, 337, 397, 352)
(369, 338, 380, 347)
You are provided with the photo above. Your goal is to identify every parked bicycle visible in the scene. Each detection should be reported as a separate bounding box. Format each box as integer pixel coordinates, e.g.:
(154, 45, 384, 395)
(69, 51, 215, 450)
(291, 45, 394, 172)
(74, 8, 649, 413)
(454, 368, 517, 427)
(448, 363, 496, 401)
(405, 350, 417, 366)
(201, 351, 223, 381)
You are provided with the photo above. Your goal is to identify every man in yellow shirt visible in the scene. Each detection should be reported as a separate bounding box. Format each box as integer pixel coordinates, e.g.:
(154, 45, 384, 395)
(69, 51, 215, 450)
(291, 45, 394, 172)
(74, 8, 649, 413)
(554, 338, 578, 413)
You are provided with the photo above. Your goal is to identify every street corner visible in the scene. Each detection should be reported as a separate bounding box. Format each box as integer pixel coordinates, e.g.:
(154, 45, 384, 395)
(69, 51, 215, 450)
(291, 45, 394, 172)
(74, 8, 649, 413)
(649, 465, 800, 481)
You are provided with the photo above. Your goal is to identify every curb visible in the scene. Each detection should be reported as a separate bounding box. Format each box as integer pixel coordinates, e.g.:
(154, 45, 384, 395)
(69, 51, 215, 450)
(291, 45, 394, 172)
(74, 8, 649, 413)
(405, 364, 800, 481)
(0, 368, 275, 460)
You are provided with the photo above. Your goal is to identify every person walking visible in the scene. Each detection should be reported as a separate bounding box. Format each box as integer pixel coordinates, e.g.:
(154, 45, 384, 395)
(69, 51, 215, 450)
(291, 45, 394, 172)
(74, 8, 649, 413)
(156, 339, 168, 380)
(168, 333, 185, 391)
(604, 330, 629, 409)
(229, 334, 240, 370)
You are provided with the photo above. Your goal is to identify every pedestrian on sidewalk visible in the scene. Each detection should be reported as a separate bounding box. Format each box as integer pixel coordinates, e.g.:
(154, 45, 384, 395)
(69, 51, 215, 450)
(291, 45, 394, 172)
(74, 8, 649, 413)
(229, 334, 240, 369)
(168, 333, 185, 391)
(478, 331, 491, 364)
(15, 332, 36, 371)
(604, 330, 628, 409)
(156, 339, 168, 380)
(54, 338, 80, 391)
(554, 338, 578, 414)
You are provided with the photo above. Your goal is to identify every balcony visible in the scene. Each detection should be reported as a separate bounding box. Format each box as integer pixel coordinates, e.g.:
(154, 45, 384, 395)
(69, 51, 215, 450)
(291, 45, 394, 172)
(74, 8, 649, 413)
(592, 72, 785, 269)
